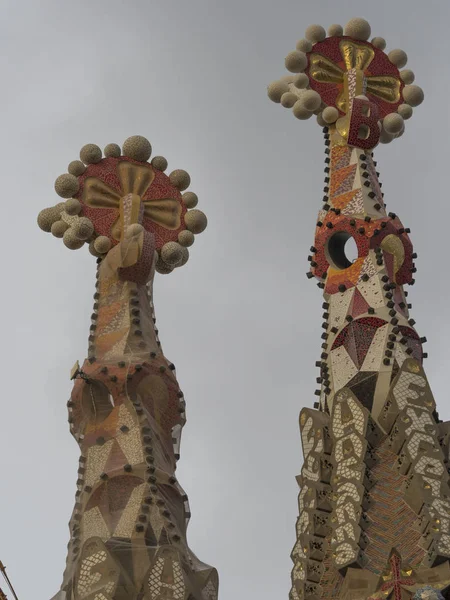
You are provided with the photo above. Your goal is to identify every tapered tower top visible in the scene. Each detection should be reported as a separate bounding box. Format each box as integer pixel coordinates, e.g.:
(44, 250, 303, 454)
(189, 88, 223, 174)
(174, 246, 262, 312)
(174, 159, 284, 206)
(268, 17, 424, 147)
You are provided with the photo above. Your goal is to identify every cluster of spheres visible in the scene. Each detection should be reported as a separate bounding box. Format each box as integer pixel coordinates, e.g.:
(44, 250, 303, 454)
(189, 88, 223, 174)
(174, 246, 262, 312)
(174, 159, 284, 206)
(267, 17, 424, 144)
(37, 135, 207, 274)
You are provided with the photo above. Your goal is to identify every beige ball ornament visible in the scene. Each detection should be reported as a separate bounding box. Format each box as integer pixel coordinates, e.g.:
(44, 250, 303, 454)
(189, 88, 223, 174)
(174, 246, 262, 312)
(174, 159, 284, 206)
(169, 169, 191, 191)
(328, 24, 343, 37)
(68, 160, 86, 176)
(161, 241, 183, 266)
(294, 73, 309, 89)
(388, 49, 408, 68)
(178, 230, 195, 247)
(178, 246, 189, 266)
(151, 156, 168, 171)
(104, 143, 121, 158)
(64, 198, 82, 215)
(74, 217, 94, 241)
(155, 255, 173, 274)
(322, 106, 339, 124)
(182, 192, 198, 208)
(55, 174, 80, 198)
(89, 241, 102, 257)
(37, 208, 56, 232)
(344, 18, 371, 41)
(80, 144, 102, 165)
(293, 101, 312, 120)
(296, 39, 312, 52)
(383, 113, 404, 135)
(316, 113, 327, 127)
(281, 92, 298, 108)
(380, 128, 394, 144)
(398, 104, 413, 120)
(122, 135, 152, 162)
(63, 228, 85, 250)
(285, 51, 307, 73)
(403, 85, 424, 107)
(305, 24, 326, 43)
(51, 220, 69, 238)
(94, 236, 112, 254)
(299, 89, 321, 111)
(371, 37, 386, 50)
(400, 69, 415, 84)
(267, 80, 290, 103)
(37, 204, 65, 232)
(184, 209, 207, 234)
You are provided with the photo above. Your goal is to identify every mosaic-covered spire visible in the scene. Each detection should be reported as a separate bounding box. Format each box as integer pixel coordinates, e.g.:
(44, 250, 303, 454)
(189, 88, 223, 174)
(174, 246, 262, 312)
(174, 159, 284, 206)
(269, 17, 450, 600)
(38, 136, 217, 600)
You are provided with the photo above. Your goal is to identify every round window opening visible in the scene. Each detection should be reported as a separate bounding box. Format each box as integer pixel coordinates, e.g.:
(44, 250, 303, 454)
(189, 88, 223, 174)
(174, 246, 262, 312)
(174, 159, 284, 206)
(326, 232, 358, 270)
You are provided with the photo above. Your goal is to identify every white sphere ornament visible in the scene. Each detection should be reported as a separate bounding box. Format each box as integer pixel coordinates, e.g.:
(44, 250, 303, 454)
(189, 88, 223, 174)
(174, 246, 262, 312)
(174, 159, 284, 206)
(403, 85, 424, 107)
(305, 24, 326, 43)
(400, 69, 415, 84)
(322, 106, 339, 124)
(285, 50, 307, 73)
(371, 37, 386, 50)
(398, 104, 413, 120)
(299, 89, 321, 112)
(294, 73, 309, 89)
(388, 49, 408, 68)
(383, 113, 404, 135)
(293, 101, 312, 120)
(296, 39, 312, 52)
(267, 80, 290, 103)
(328, 24, 343, 37)
(281, 92, 298, 108)
(344, 18, 371, 41)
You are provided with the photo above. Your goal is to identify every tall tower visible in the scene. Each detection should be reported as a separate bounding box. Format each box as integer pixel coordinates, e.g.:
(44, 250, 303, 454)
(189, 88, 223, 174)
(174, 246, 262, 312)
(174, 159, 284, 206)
(268, 17, 450, 600)
(38, 136, 218, 600)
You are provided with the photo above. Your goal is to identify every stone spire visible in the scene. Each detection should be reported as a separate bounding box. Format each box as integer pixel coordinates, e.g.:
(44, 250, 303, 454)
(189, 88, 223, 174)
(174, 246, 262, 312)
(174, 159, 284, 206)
(38, 136, 217, 599)
(269, 16, 450, 600)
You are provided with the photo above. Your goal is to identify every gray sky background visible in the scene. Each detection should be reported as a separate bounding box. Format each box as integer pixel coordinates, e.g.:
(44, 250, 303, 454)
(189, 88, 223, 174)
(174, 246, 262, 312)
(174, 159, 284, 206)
(1, 0, 449, 598)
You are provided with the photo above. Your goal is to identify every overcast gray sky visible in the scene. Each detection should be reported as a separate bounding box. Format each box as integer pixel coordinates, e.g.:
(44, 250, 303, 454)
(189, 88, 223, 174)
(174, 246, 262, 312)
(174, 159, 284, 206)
(1, 0, 449, 598)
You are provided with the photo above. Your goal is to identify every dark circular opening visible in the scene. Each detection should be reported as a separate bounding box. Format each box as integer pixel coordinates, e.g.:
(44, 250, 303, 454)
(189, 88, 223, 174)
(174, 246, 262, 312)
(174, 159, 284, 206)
(326, 232, 358, 270)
